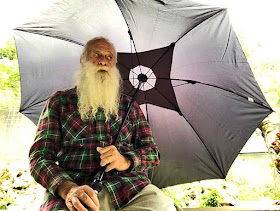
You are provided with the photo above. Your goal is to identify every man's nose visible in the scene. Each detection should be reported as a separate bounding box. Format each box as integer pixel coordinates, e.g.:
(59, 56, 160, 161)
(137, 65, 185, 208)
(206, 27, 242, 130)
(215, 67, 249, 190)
(98, 57, 107, 66)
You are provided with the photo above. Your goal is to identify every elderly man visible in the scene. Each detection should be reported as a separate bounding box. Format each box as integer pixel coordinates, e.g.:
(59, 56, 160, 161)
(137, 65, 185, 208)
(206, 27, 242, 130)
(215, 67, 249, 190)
(29, 37, 176, 211)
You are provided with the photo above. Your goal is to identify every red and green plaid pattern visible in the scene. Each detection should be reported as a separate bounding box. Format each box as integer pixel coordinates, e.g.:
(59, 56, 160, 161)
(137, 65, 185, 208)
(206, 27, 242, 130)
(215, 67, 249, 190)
(29, 88, 160, 210)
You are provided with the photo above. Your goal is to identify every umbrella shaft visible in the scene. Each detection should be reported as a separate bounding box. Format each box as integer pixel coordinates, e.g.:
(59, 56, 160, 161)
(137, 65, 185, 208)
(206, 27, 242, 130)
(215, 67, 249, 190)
(95, 82, 143, 182)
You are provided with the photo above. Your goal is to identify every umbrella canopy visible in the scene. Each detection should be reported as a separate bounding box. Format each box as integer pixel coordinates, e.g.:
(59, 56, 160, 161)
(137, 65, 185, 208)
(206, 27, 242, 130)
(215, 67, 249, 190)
(14, 0, 273, 188)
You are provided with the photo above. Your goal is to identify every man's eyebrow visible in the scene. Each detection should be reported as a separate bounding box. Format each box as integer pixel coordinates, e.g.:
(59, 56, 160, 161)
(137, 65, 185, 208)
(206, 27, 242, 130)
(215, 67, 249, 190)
(91, 47, 100, 52)
(92, 47, 113, 54)
(92, 48, 114, 57)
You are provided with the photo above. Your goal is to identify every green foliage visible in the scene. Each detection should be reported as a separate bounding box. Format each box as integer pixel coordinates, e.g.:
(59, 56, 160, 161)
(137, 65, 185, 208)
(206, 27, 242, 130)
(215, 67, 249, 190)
(228, 175, 280, 201)
(0, 169, 15, 210)
(0, 190, 15, 210)
(0, 40, 17, 60)
(161, 184, 196, 208)
(0, 40, 20, 109)
(254, 61, 280, 107)
(200, 190, 222, 207)
(0, 165, 45, 210)
(259, 118, 274, 137)
(238, 35, 280, 110)
(262, 185, 280, 200)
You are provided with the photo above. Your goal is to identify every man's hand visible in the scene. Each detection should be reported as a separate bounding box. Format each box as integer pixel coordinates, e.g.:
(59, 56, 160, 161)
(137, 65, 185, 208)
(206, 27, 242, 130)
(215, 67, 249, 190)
(97, 146, 132, 172)
(57, 181, 99, 211)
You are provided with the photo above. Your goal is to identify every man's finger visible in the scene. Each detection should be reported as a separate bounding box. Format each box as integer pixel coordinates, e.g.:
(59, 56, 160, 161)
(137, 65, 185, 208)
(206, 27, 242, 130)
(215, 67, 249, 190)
(77, 193, 98, 211)
(66, 201, 76, 211)
(105, 161, 117, 172)
(100, 149, 114, 160)
(84, 185, 100, 209)
(71, 196, 87, 211)
(100, 155, 114, 167)
(97, 145, 115, 154)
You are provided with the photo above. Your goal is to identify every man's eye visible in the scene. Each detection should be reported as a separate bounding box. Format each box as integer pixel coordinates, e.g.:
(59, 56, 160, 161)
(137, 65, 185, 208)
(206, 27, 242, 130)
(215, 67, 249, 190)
(107, 56, 113, 60)
(94, 53, 100, 57)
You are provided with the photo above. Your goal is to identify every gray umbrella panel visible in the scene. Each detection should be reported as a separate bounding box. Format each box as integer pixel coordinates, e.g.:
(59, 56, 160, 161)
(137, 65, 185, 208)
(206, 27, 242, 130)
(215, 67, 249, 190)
(116, 0, 224, 51)
(15, 0, 130, 51)
(15, 31, 83, 118)
(143, 85, 271, 187)
(14, 0, 273, 188)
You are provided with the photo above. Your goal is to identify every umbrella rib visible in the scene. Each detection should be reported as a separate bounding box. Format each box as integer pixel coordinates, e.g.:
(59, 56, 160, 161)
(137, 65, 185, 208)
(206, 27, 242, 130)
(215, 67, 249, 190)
(124, 81, 134, 94)
(144, 91, 149, 123)
(130, 39, 136, 85)
(114, 0, 143, 74)
(145, 81, 155, 89)
(146, 43, 175, 78)
(151, 86, 179, 112)
(118, 62, 138, 77)
(122, 92, 153, 105)
(127, 81, 139, 96)
(19, 98, 49, 113)
(174, 9, 225, 44)
(195, 151, 226, 178)
(172, 82, 190, 87)
(14, 29, 84, 46)
(156, 78, 273, 111)
(184, 113, 226, 178)
(130, 39, 143, 74)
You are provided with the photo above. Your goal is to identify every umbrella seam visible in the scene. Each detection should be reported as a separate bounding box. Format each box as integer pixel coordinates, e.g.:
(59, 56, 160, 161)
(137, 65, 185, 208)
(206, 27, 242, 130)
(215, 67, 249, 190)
(122, 0, 223, 19)
(148, 7, 160, 48)
(180, 111, 226, 178)
(221, 27, 232, 60)
(54, 0, 105, 36)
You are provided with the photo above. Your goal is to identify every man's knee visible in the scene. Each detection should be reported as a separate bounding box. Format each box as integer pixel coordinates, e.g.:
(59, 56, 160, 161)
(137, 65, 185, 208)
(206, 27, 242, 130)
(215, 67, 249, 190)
(122, 184, 176, 211)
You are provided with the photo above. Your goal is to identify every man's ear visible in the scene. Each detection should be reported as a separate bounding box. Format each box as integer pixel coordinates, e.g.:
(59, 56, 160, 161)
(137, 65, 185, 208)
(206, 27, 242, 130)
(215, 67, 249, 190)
(80, 54, 85, 63)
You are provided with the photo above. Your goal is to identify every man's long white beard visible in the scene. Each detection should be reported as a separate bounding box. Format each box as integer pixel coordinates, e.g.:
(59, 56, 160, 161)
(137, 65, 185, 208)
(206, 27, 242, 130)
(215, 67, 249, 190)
(75, 61, 121, 121)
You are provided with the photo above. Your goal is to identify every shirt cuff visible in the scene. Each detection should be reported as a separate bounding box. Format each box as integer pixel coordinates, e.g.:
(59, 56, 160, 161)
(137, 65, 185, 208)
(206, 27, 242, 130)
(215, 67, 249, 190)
(123, 151, 141, 171)
(47, 172, 74, 196)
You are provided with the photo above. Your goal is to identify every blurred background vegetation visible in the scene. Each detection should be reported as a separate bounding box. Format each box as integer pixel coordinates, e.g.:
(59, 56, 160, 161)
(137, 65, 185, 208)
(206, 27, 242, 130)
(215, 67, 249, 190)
(0, 40, 20, 109)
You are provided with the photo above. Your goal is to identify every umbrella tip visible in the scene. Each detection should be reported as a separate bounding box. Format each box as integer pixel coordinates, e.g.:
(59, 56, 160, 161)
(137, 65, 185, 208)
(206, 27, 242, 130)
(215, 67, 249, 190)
(138, 74, 148, 82)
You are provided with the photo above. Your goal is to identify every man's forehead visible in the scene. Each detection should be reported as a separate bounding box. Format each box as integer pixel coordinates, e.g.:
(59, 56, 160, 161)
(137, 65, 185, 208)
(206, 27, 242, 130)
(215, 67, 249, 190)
(88, 39, 115, 53)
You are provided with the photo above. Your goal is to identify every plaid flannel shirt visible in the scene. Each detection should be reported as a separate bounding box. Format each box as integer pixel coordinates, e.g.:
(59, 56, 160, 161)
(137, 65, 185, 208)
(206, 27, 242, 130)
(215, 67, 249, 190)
(29, 88, 160, 210)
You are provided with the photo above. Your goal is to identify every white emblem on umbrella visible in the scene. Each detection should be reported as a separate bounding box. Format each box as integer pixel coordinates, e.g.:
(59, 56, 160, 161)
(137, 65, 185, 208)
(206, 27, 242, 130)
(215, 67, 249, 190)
(129, 65, 156, 91)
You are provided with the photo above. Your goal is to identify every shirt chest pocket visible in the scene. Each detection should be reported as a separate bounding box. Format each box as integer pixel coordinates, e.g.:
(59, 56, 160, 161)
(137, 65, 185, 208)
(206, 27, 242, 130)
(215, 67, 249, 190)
(110, 118, 133, 143)
(60, 111, 111, 147)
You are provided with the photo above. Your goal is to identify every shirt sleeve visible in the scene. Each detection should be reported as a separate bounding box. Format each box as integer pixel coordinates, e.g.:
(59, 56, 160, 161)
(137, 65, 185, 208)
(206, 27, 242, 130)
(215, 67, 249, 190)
(29, 92, 73, 196)
(124, 101, 160, 172)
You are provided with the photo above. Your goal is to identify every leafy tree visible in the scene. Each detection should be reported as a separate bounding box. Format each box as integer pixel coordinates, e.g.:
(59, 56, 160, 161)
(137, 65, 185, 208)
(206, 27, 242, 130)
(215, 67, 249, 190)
(0, 40, 17, 60)
(238, 35, 280, 189)
(238, 35, 280, 110)
(0, 40, 20, 109)
(200, 190, 222, 207)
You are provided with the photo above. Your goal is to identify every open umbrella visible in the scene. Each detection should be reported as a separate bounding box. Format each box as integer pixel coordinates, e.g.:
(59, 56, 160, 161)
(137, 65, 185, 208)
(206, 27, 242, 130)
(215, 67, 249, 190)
(14, 0, 273, 188)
